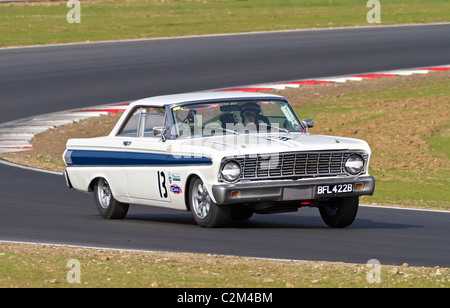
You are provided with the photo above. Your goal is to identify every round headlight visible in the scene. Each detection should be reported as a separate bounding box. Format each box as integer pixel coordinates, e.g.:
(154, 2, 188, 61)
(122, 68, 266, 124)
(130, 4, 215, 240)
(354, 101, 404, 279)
(345, 155, 365, 175)
(221, 161, 241, 182)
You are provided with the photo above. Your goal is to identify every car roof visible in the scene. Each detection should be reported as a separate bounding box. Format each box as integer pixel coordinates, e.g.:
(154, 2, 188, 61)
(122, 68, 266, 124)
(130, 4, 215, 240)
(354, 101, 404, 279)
(129, 91, 287, 108)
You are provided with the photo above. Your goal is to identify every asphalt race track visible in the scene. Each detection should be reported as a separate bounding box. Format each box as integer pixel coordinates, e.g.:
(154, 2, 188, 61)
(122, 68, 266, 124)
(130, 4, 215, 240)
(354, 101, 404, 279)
(1, 24, 450, 267)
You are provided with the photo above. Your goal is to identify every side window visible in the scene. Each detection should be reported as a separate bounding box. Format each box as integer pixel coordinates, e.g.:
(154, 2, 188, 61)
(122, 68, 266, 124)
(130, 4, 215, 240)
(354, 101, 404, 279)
(118, 109, 141, 137)
(117, 106, 170, 138)
(142, 110, 166, 137)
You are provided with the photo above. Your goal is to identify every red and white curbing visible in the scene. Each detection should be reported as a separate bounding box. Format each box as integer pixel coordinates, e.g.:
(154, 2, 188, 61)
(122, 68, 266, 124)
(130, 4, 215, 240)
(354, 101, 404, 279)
(0, 103, 130, 154)
(0, 65, 448, 154)
(217, 65, 450, 92)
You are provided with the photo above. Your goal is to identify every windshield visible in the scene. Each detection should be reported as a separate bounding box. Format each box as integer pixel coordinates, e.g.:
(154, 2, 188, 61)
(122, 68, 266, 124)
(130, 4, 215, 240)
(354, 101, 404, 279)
(171, 100, 304, 138)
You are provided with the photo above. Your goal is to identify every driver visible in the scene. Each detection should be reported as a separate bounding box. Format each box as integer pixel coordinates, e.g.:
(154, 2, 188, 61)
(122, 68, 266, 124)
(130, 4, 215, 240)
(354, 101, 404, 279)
(240, 102, 269, 126)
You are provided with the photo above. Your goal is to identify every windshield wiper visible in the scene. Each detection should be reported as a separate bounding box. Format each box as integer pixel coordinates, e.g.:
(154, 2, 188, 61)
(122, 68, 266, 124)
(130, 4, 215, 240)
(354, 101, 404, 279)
(262, 124, 289, 134)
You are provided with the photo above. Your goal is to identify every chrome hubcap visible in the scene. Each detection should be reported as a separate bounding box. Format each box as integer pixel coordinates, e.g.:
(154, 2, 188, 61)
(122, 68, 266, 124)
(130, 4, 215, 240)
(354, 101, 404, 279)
(192, 181, 211, 219)
(98, 179, 112, 209)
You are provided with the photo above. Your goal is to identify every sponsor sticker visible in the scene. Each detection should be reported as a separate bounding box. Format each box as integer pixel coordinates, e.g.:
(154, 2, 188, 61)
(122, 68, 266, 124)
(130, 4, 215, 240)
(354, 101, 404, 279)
(168, 172, 181, 184)
(172, 173, 181, 181)
(170, 184, 182, 194)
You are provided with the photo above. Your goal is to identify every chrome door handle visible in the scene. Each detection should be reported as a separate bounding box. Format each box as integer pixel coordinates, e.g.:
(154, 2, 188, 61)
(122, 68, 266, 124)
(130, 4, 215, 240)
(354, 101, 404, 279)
(123, 141, 132, 146)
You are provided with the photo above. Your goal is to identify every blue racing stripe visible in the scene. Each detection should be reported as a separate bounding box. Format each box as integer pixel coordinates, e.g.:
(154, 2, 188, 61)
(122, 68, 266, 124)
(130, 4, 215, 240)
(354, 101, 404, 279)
(66, 150, 212, 167)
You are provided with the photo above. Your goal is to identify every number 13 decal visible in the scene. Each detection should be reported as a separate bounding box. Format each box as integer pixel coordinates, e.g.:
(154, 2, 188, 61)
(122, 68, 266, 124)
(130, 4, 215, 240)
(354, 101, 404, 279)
(157, 171, 168, 198)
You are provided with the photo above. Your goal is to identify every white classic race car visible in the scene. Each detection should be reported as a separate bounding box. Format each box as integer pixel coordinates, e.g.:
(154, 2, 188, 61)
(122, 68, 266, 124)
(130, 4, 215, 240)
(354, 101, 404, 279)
(63, 91, 375, 228)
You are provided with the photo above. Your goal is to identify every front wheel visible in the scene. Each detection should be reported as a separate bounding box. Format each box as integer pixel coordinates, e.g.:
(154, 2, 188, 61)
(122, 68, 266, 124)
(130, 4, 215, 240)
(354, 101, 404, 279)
(94, 178, 129, 219)
(189, 177, 231, 228)
(319, 197, 359, 228)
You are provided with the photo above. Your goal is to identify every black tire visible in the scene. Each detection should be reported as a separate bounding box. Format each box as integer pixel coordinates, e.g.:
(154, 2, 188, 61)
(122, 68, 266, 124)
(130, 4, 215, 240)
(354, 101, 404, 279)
(94, 178, 129, 219)
(319, 197, 359, 228)
(189, 177, 231, 228)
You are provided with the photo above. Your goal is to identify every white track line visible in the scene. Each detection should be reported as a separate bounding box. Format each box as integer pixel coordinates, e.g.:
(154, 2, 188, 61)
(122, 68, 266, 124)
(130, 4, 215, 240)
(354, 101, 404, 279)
(360, 204, 450, 214)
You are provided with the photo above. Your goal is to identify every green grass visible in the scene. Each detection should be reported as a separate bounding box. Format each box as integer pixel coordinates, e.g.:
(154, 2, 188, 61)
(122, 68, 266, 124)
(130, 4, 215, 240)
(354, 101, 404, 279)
(0, 0, 449, 47)
(427, 124, 450, 161)
(364, 169, 450, 209)
(1, 243, 448, 288)
(293, 79, 450, 210)
(370, 123, 448, 209)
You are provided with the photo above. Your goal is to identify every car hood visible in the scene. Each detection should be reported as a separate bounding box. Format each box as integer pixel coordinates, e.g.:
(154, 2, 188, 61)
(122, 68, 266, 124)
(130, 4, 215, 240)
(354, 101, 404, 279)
(175, 132, 371, 157)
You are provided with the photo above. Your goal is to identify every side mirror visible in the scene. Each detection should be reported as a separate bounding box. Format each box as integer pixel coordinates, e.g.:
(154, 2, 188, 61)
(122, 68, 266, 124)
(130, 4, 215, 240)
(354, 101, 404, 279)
(153, 127, 167, 142)
(302, 119, 314, 128)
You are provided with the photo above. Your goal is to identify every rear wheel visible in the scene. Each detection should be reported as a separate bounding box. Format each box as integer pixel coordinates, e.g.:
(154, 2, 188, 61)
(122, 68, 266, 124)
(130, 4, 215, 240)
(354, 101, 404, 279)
(189, 177, 231, 228)
(94, 178, 129, 219)
(319, 197, 359, 228)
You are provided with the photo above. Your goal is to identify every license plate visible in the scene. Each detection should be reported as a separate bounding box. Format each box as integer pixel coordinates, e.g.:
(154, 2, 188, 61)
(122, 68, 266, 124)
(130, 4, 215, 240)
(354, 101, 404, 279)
(317, 183, 353, 195)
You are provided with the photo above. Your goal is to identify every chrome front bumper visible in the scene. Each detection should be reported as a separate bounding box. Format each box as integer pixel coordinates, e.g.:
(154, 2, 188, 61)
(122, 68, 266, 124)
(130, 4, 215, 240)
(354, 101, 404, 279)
(212, 175, 375, 205)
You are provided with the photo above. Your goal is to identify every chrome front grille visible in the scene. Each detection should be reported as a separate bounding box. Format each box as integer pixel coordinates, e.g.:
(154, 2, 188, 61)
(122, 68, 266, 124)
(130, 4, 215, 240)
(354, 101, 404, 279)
(224, 151, 367, 180)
